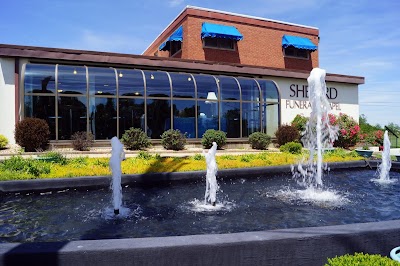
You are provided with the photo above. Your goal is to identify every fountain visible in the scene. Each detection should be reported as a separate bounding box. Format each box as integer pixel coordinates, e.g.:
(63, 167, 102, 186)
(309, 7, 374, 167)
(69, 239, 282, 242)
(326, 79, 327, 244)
(109, 136, 125, 215)
(292, 68, 339, 202)
(0, 69, 400, 265)
(203, 142, 218, 206)
(377, 130, 392, 182)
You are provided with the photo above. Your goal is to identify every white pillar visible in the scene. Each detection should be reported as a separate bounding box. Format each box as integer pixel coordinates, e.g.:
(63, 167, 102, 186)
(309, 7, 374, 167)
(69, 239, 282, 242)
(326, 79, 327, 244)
(0, 58, 16, 144)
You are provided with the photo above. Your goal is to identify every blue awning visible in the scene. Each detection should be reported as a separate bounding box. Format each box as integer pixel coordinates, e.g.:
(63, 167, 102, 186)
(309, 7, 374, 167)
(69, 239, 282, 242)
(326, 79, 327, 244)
(159, 25, 183, 51)
(282, 35, 317, 51)
(201, 22, 243, 41)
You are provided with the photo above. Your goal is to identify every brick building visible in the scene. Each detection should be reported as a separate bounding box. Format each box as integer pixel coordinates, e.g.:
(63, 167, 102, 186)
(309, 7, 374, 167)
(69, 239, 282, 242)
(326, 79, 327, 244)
(143, 6, 319, 71)
(0, 6, 363, 146)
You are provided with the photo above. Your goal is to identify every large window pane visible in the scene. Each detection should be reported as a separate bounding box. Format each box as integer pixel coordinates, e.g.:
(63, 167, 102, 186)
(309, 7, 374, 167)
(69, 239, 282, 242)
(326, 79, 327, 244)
(119, 98, 145, 138)
(197, 100, 218, 138)
(58, 96, 87, 140)
(58, 65, 87, 95)
(144, 71, 170, 97)
(219, 76, 239, 101)
(193, 74, 218, 100)
(265, 103, 279, 136)
(24, 95, 56, 139)
(221, 102, 240, 138)
(88, 67, 117, 96)
(257, 80, 279, 102)
(24, 64, 55, 94)
(173, 100, 196, 138)
(117, 69, 144, 97)
(239, 78, 260, 101)
(89, 98, 117, 139)
(242, 102, 261, 137)
(170, 73, 195, 98)
(147, 99, 171, 139)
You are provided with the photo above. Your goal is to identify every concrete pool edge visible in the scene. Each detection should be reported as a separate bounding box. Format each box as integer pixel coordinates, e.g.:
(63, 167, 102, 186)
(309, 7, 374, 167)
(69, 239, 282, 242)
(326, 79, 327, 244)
(1, 219, 399, 265)
(1, 160, 390, 193)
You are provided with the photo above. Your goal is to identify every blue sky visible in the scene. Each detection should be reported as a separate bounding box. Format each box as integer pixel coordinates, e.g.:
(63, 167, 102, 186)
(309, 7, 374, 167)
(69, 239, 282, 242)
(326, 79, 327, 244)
(1, 0, 399, 127)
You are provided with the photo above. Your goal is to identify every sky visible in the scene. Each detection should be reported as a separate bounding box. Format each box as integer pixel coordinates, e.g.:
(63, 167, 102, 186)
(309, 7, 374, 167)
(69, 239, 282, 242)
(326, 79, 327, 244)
(1, 0, 399, 127)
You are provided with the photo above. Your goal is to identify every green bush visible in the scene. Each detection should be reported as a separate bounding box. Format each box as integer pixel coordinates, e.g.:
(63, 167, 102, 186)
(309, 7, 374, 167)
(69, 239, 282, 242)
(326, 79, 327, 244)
(275, 124, 300, 146)
(71, 131, 94, 151)
(240, 154, 256, 162)
(137, 151, 152, 160)
(15, 118, 50, 152)
(0, 156, 51, 177)
(192, 153, 203, 161)
(201, 129, 227, 149)
(332, 113, 361, 149)
(249, 132, 271, 150)
(291, 114, 309, 133)
(0, 135, 8, 149)
(279, 141, 302, 154)
(325, 252, 399, 266)
(121, 127, 151, 150)
(40, 151, 67, 165)
(161, 129, 186, 151)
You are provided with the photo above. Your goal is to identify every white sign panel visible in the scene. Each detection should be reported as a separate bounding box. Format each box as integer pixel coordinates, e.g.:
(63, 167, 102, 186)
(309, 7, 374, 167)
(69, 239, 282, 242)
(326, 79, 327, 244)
(271, 77, 359, 125)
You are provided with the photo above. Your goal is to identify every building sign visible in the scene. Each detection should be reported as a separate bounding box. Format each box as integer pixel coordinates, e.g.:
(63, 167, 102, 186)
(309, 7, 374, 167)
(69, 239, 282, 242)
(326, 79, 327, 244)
(285, 84, 341, 110)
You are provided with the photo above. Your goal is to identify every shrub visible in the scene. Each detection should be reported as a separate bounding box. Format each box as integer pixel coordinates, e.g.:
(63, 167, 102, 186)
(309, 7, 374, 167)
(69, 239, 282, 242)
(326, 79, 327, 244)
(137, 151, 152, 160)
(332, 113, 361, 149)
(0, 135, 8, 149)
(121, 127, 151, 150)
(71, 131, 94, 151)
(249, 132, 271, 150)
(0, 156, 50, 177)
(279, 141, 302, 154)
(192, 153, 203, 161)
(275, 124, 300, 146)
(240, 154, 256, 162)
(291, 114, 309, 133)
(371, 130, 384, 147)
(201, 129, 227, 149)
(15, 118, 50, 152)
(161, 129, 186, 151)
(40, 151, 67, 165)
(325, 252, 399, 266)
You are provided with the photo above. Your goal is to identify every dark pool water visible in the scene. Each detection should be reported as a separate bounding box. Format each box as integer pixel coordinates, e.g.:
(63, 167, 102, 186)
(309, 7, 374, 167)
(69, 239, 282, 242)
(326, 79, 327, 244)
(0, 169, 399, 243)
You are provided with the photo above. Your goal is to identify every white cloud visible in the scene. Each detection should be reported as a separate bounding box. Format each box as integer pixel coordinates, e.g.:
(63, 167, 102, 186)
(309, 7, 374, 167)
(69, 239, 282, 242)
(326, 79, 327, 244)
(359, 60, 394, 69)
(168, 0, 184, 7)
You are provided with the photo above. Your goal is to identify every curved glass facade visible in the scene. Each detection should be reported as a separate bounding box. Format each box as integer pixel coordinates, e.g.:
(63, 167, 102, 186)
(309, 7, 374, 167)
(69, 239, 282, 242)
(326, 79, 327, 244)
(23, 63, 280, 141)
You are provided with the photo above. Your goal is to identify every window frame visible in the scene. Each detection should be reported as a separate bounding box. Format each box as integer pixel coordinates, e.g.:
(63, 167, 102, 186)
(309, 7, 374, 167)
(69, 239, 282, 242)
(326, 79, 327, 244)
(203, 37, 236, 51)
(169, 41, 182, 57)
(283, 46, 310, 60)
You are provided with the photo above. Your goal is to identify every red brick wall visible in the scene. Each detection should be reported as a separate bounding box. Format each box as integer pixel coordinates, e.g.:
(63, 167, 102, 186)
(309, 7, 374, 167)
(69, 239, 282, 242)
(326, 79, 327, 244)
(143, 8, 319, 71)
(184, 16, 319, 70)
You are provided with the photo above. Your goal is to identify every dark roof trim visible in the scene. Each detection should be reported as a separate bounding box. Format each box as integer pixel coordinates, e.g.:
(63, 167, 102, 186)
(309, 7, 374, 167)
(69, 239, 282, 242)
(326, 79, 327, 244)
(0, 44, 364, 84)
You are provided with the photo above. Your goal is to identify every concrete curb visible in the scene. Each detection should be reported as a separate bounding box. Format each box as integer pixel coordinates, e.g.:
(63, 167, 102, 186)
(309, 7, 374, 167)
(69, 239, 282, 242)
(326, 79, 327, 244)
(0, 161, 374, 194)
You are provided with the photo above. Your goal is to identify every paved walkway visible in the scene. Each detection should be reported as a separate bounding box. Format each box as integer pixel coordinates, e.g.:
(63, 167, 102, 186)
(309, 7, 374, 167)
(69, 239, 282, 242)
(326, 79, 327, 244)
(0, 144, 280, 160)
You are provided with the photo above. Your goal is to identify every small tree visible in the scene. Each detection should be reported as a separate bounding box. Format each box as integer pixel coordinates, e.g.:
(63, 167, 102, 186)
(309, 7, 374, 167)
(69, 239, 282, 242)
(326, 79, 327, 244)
(15, 118, 50, 152)
(291, 114, 309, 133)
